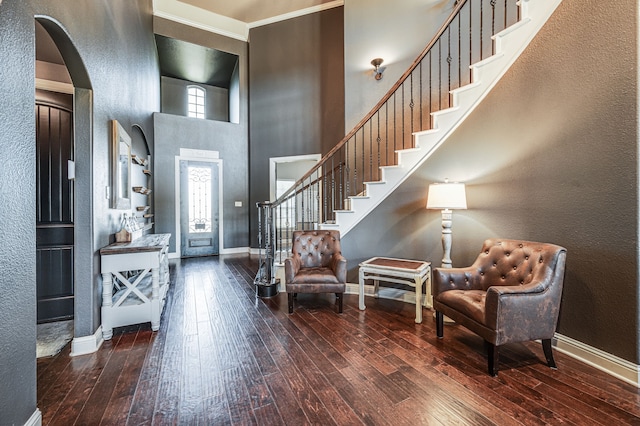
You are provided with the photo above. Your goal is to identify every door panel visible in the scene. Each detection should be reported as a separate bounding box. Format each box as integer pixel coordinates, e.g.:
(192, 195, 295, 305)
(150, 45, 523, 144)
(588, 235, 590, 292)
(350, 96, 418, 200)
(36, 90, 74, 323)
(180, 160, 220, 257)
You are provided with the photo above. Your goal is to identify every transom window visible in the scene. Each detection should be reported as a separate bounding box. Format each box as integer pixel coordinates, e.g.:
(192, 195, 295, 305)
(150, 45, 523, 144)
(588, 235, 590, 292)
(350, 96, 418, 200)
(187, 86, 205, 119)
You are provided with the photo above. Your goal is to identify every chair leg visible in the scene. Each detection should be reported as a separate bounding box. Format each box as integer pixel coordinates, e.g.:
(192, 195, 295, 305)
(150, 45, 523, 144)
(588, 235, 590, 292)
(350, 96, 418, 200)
(487, 343, 499, 376)
(288, 293, 294, 314)
(542, 339, 557, 369)
(336, 293, 343, 313)
(435, 311, 444, 338)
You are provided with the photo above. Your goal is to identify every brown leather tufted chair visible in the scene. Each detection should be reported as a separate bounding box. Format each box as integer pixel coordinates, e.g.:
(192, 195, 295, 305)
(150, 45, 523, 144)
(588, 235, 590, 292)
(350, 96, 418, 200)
(432, 238, 567, 376)
(284, 230, 347, 314)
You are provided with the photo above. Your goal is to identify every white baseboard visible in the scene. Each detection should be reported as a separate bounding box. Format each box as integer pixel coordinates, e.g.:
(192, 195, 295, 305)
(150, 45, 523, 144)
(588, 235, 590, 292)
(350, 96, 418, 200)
(70, 326, 104, 356)
(350, 285, 639, 387)
(24, 409, 42, 426)
(169, 247, 251, 259)
(220, 246, 250, 255)
(553, 333, 639, 387)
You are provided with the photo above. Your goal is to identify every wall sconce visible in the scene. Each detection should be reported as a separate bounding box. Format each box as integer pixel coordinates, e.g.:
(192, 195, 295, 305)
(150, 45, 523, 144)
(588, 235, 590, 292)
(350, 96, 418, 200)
(426, 179, 467, 268)
(371, 58, 384, 80)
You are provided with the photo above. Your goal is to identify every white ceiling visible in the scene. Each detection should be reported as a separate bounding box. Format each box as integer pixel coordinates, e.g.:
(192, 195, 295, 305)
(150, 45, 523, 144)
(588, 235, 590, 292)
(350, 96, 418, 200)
(154, 0, 344, 41)
(179, 0, 339, 24)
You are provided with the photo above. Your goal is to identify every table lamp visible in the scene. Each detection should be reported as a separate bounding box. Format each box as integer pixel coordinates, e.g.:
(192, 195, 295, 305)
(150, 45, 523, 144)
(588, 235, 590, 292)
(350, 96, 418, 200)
(427, 180, 467, 268)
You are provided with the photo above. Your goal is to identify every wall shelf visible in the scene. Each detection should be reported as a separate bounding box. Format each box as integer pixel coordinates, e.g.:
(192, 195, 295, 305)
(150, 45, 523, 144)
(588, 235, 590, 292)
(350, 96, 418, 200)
(131, 154, 148, 167)
(133, 186, 152, 195)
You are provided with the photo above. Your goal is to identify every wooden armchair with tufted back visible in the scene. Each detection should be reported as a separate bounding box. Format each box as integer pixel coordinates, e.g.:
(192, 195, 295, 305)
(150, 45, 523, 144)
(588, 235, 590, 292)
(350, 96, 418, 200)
(284, 230, 347, 314)
(432, 238, 567, 376)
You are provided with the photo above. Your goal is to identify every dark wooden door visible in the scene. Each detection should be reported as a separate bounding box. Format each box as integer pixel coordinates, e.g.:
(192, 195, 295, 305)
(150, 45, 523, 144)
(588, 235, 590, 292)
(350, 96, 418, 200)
(36, 90, 74, 323)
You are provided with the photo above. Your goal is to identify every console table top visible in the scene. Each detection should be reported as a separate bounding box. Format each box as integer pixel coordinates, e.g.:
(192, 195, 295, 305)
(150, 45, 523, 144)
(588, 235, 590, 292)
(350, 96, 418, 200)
(100, 233, 171, 255)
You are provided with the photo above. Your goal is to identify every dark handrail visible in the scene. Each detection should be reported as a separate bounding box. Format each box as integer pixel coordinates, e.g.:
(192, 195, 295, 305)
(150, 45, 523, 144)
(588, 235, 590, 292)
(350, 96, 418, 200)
(274, 0, 471, 205)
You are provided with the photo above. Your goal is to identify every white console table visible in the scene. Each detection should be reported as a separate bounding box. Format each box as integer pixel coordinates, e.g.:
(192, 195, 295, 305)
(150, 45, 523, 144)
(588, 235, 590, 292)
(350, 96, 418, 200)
(100, 233, 170, 340)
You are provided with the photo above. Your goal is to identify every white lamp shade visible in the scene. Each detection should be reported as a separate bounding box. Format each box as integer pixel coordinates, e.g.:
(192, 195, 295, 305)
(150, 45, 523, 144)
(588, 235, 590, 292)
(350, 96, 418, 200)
(426, 182, 467, 210)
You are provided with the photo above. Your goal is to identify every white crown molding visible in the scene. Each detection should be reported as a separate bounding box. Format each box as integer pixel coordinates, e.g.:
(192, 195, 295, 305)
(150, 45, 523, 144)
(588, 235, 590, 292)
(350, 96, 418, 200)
(153, 0, 344, 41)
(248, 1, 344, 29)
(153, 0, 248, 41)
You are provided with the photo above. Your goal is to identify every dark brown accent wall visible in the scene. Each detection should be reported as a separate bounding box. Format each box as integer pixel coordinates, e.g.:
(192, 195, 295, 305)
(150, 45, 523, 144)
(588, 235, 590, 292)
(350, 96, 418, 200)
(248, 7, 345, 247)
(342, 0, 638, 363)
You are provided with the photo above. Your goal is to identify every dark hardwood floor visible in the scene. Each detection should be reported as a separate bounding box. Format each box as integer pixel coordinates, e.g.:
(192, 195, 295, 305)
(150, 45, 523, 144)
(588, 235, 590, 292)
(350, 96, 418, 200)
(37, 255, 640, 425)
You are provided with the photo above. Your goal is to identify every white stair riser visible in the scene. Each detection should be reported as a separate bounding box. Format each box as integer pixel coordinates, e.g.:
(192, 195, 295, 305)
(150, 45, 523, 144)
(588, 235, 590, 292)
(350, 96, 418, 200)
(328, 0, 563, 236)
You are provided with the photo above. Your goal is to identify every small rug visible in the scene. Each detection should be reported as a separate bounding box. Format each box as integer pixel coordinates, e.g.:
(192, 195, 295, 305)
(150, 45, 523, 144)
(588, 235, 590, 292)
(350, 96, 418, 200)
(37, 320, 74, 358)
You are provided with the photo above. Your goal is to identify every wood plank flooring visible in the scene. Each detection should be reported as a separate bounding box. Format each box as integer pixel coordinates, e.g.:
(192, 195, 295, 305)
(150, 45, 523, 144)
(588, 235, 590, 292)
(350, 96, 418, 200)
(37, 255, 640, 425)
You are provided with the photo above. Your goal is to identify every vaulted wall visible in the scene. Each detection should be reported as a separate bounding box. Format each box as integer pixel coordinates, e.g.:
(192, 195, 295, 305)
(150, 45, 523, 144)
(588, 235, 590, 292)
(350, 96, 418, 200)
(248, 7, 345, 248)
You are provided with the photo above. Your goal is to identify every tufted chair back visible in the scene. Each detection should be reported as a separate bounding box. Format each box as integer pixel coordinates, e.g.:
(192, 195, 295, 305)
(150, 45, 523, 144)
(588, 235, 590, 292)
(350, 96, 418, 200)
(285, 230, 347, 314)
(291, 230, 342, 269)
(469, 239, 563, 291)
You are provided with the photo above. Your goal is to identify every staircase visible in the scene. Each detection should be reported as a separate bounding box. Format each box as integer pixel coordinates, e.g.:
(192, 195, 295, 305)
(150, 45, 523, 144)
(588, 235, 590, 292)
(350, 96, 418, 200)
(256, 0, 563, 268)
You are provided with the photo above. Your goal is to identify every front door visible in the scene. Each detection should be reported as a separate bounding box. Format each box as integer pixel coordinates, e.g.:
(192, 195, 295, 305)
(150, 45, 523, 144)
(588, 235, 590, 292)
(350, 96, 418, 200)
(180, 160, 220, 257)
(36, 90, 74, 323)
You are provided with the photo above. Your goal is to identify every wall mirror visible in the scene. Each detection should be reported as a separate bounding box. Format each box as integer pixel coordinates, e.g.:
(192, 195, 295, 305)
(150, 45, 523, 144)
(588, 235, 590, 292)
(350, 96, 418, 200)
(111, 120, 132, 209)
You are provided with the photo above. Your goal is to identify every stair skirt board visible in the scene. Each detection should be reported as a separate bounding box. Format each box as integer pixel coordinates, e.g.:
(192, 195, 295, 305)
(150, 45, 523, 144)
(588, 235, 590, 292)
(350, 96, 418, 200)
(324, 0, 563, 236)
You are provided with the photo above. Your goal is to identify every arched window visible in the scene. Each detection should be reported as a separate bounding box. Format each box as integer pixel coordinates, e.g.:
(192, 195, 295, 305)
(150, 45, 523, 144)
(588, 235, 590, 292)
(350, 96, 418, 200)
(187, 85, 205, 119)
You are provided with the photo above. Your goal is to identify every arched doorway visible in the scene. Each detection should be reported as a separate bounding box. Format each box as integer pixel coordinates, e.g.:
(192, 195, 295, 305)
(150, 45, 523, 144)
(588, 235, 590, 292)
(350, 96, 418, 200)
(35, 16, 93, 356)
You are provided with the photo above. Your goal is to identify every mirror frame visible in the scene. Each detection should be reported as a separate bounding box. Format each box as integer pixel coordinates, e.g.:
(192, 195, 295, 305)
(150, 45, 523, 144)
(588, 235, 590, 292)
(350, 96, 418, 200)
(111, 120, 132, 210)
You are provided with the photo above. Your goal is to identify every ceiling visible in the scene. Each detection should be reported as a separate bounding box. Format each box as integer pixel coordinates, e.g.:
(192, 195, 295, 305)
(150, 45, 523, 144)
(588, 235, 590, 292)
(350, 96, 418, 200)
(178, 0, 338, 24)
(155, 35, 238, 88)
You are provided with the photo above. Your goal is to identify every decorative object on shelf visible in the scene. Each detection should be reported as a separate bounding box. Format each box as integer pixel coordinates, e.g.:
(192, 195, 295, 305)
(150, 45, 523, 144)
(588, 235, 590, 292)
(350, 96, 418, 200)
(133, 186, 152, 195)
(131, 154, 148, 167)
(111, 120, 132, 210)
(371, 57, 384, 80)
(115, 212, 143, 242)
(426, 179, 467, 268)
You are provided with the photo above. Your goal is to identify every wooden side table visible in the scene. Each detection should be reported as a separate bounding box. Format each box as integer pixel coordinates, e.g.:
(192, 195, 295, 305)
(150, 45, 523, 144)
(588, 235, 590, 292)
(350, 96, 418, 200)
(358, 257, 431, 323)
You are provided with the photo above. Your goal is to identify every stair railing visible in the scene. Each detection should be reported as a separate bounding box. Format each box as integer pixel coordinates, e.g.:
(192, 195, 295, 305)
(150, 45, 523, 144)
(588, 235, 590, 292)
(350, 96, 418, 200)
(258, 0, 522, 268)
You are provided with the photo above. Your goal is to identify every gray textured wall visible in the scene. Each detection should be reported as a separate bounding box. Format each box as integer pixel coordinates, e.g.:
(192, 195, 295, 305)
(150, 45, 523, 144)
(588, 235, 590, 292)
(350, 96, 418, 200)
(248, 7, 345, 247)
(153, 112, 249, 253)
(0, 2, 37, 423)
(0, 1, 159, 424)
(342, 0, 638, 363)
(154, 16, 250, 254)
